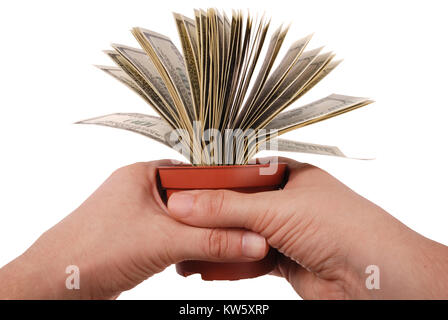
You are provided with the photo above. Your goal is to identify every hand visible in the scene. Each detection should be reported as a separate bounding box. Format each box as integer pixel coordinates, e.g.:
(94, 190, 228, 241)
(167, 157, 448, 299)
(0, 160, 268, 299)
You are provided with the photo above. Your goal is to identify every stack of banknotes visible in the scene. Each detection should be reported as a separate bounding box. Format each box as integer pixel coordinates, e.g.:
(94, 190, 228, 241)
(78, 9, 373, 165)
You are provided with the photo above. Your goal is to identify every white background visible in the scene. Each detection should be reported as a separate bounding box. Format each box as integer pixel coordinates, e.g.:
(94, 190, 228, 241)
(0, 0, 447, 299)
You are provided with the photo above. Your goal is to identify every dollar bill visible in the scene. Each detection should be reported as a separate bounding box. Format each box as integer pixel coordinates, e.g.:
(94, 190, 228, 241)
(227, 14, 271, 128)
(259, 138, 372, 159)
(178, 14, 200, 67)
(251, 51, 335, 129)
(95, 65, 151, 103)
(91, 11, 375, 165)
(266, 94, 374, 133)
(256, 34, 313, 100)
(233, 24, 283, 127)
(76, 113, 195, 161)
(76, 113, 174, 147)
(270, 47, 324, 99)
(103, 50, 178, 128)
(290, 59, 342, 104)
(132, 27, 196, 122)
(272, 138, 345, 157)
(173, 13, 200, 115)
(111, 44, 176, 112)
(239, 34, 314, 128)
(76, 113, 365, 160)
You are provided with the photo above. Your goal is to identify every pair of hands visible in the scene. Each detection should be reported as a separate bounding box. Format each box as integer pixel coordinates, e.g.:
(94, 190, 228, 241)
(1, 158, 447, 299)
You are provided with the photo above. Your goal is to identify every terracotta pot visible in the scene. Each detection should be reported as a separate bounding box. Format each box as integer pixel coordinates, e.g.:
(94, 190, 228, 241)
(158, 163, 287, 281)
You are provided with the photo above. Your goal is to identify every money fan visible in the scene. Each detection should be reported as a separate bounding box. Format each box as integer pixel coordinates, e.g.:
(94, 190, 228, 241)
(78, 9, 373, 280)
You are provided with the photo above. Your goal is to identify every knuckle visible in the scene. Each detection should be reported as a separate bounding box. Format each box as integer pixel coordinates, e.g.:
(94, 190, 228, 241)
(303, 163, 327, 177)
(251, 202, 277, 235)
(203, 228, 230, 259)
(149, 159, 177, 167)
(110, 166, 126, 177)
(112, 162, 145, 176)
(198, 189, 227, 218)
(108, 162, 151, 187)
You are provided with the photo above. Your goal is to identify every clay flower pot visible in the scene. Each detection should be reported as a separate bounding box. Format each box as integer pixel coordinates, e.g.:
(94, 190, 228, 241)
(158, 163, 287, 281)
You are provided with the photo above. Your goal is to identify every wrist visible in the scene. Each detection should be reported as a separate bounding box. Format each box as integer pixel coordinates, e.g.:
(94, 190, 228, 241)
(364, 230, 448, 299)
(413, 236, 448, 298)
(0, 249, 69, 299)
(0, 230, 97, 299)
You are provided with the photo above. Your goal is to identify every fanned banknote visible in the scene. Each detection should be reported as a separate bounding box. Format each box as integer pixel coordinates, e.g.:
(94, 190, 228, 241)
(79, 9, 373, 165)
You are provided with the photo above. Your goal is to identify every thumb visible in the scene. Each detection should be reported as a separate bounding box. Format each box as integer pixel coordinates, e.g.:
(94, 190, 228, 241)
(172, 226, 269, 263)
(167, 189, 291, 237)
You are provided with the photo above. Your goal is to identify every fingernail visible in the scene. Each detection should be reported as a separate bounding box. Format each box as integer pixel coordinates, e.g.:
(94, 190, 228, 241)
(168, 193, 194, 218)
(242, 232, 267, 259)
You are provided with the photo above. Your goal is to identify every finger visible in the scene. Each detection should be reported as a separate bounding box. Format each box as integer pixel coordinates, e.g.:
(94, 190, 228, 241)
(271, 253, 302, 279)
(275, 255, 328, 300)
(172, 226, 269, 263)
(144, 159, 180, 167)
(143, 159, 185, 179)
(167, 189, 289, 232)
(115, 160, 176, 182)
(255, 156, 310, 188)
(272, 254, 314, 299)
(275, 156, 307, 169)
(140, 159, 180, 206)
(255, 156, 304, 168)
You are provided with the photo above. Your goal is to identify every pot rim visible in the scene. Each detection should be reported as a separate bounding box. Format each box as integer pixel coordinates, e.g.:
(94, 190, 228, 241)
(158, 163, 287, 190)
(157, 162, 287, 170)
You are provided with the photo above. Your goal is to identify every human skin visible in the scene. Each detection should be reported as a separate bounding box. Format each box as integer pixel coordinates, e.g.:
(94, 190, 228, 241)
(0, 160, 268, 299)
(167, 157, 448, 299)
(2, 158, 448, 300)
